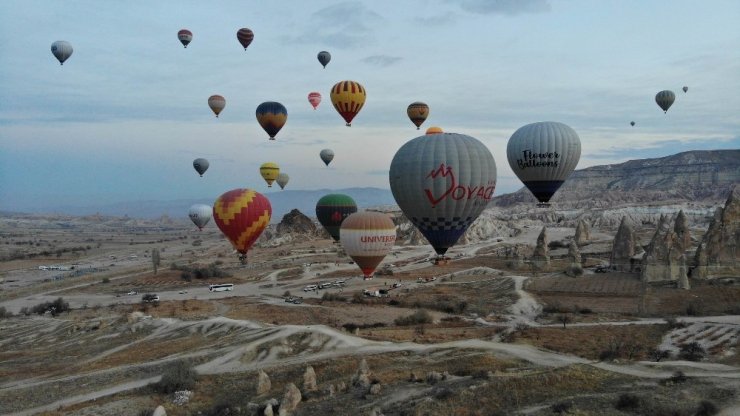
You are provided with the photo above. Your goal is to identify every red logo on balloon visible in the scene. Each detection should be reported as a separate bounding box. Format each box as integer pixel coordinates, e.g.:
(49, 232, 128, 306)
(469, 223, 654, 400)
(424, 164, 495, 208)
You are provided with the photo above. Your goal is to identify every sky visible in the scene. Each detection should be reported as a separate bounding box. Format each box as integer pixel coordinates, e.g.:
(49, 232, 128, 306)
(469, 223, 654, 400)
(1, 0, 739, 213)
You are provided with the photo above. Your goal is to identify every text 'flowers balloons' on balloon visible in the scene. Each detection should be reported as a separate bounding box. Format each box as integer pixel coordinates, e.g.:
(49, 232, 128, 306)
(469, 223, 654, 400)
(506, 121, 581, 205)
(389, 132, 497, 256)
(316, 194, 357, 242)
(213, 189, 271, 263)
(330, 80, 366, 126)
(340, 211, 396, 278)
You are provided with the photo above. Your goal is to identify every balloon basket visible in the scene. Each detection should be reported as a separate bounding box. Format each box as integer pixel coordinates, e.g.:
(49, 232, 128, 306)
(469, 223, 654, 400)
(434, 256, 449, 266)
(238, 254, 248, 265)
(536, 203, 551, 208)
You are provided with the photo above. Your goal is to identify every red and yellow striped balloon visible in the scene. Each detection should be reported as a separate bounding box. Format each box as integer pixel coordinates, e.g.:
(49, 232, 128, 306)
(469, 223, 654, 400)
(330, 80, 366, 126)
(213, 189, 271, 262)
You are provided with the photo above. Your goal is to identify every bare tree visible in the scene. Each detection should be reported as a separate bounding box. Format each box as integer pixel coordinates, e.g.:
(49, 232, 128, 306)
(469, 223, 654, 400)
(151, 248, 160, 274)
(558, 313, 571, 329)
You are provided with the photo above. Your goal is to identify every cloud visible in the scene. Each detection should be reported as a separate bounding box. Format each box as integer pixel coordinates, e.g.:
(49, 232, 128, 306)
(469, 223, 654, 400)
(451, 0, 551, 15)
(415, 12, 458, 25)
(361, 55, 403, 67)
(287, 2, 384, 49)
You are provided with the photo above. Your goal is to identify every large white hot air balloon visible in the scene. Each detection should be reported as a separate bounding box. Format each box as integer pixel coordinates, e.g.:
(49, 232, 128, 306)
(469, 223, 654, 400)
(188, 204, 212, 230)
(51, 41, 73, 65)
(389, 132, 497, 260)
(506, 121, 581, 205)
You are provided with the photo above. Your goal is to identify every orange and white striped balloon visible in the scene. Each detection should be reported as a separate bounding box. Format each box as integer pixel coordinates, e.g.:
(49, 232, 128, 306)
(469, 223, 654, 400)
(340, 211, 396, 278)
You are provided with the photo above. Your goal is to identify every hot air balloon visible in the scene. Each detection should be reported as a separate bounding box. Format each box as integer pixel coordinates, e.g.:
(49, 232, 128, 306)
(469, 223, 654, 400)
(320, 149, 335, 166)
(340, 211, 396, 279)
(389, 132, 497, 261)
(330, 80, 366, 126)
(213, 189, 271, 263)
(256, 101, 287, 140)
(630, 121, 635, 126)
(316, 194, 357, 242)
(317, 51, 331, 68)
(178, 29, 193, 48)
(683, 86, 688, 93)
(259, 162, 279, 187)
(308, 92, 322, 110)
(188, 204, 212, 230)
(506, 121, 581, 206)
(193, 158, 209, 177)
(276, 173, 289, 190)
(425, 126, 443, 135)
(407, 102, 429, 130)
(655, 90, 676, 113)
(236, 28, 254, 50)
(51, 41, 73, 65)
(208, 95, 225, 117)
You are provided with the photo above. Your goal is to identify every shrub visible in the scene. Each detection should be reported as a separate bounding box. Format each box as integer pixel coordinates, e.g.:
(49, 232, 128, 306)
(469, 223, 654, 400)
(551, 401, 572, 414)
(0, 306, 12, 319)
(153, 361, 198, 394)
(695, 400, 718, 416)
(395, 309, 433, 326)
(321, 292, 347, 302)
(679, 342, 705, 361)
(137, 410, 153, 416)
(615, 393, 641, 410)
(663, 371, 688, 385)
(649, 348, 671, 362)
(101, 277, 110, 284)
(30, 297, 70, 316)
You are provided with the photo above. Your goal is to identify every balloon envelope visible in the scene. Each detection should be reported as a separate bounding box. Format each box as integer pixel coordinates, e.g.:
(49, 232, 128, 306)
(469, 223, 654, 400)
(276, 173, 289, 190)
(317, 51, 331, 68)
(178, 29, 192, 48)
(506, 121, 581, 204)
(320, 149, 335, 166)
(340, 212, 396, 278)
(237, 28, 254, 50)
(51, 41, 73, 65)
(655, 90, 676, 113)
(188, 204, 212, 230)
(316, 194, 357, 242)
(425, 126, 443, 135)
(683, 86, 688, 93)
(389, 132, 497, 256)
(260, 162, 280, 187)
(407, 102, 429, 129)
(330, 80, 366, 126)
(256, 101, 287, 139)
(208, 95, 225, 117)
(308, 92, 322, 110)
(630, 121, 635, 126)
(193, 158, 209, 176)
(213, 189, 271, 262)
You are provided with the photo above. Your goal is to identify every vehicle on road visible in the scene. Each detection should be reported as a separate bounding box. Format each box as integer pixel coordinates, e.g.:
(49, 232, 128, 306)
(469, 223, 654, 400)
(303, 284, 318, 292)
(209, 284, 234, 292)
(127, 291, 138, 296)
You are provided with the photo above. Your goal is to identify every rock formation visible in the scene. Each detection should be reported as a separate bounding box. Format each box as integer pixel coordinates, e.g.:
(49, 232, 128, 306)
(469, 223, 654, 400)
(276, 209, 318, 235)
(692, 186, 740, 279)
(640, 214, 690, 285)
(303, 365, 317, 392)
(574, 219, 591, 246)
(565, 241, 583, 277)
(257, 370, 271, 395)
(532, 226, 550, 269)
(152, 406, 166, 416)
(351, 358, 371, 388)
(279, 383, 302, 415)
(610, 216, 639, 271)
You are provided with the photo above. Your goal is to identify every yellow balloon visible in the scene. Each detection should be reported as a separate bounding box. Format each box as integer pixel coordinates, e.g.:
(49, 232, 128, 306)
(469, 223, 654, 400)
(330, 80, 366, 126)
(259, 162, 280, 187)
(425, 126, 443, 135)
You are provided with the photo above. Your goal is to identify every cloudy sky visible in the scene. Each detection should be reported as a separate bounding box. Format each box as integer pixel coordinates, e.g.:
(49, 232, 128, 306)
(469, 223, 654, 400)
(1, 0, 738, 212)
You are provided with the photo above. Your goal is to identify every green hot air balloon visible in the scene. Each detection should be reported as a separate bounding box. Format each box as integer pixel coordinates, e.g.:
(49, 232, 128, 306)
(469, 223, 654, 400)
(316, 194, 357, 242)
(506, 121, 581, 206)
(655, 90, 676, 113)
(389, 132, 497, 260)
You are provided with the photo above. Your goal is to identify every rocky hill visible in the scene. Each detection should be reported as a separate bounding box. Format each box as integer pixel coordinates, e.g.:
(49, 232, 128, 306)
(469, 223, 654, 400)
(492, 150, 740, 208)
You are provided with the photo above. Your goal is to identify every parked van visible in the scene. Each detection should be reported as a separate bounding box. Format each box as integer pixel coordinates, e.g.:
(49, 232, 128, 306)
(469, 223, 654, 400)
(303, 284, 318, 292)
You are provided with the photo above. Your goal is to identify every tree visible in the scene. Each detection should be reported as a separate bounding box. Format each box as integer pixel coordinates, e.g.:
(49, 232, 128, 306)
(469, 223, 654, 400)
(151, 248, 160, 274)
(558, 313, 571, 329)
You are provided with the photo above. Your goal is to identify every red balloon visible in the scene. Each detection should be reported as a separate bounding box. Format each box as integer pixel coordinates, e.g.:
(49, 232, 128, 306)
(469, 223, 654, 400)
(308, 92, 322, 110)
(213, 189, 271, 263)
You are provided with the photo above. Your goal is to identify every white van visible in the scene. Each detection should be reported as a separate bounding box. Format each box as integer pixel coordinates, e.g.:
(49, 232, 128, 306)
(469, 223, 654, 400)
(303, 284, 318, 292)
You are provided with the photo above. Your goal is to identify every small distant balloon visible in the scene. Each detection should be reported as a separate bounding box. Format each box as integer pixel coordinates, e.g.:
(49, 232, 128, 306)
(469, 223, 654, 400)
(425, 126, 443, 135)
(655, 90, 676, 113)
(256, 101, 287, 140)
(276, 173, 289, 190)
(178, 29, 193, 48)
(317, 51, 331, 68)
(260, 162, 280, 187)
(330, 80, 366, 126)
(188, 204, 212, 230)
(683, 86, 688, 93)
(308, 92, 322, 110)
(630, 121, 635, 127)
(193, 158, 209, 177)
(208, 95, 225, 117)
(320, 149, 334, 166)
(237, 28, 254, 50)
(51, 41, 73, 65)
(407, 102, 429, 130)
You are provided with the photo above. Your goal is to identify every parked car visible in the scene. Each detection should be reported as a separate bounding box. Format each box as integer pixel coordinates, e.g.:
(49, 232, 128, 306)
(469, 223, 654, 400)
(291, 297, 303, 304)
(127, 291, 138, 296)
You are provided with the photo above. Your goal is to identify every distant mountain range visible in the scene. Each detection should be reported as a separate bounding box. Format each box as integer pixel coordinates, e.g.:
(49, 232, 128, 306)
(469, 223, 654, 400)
(3, 150, 737, 220)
